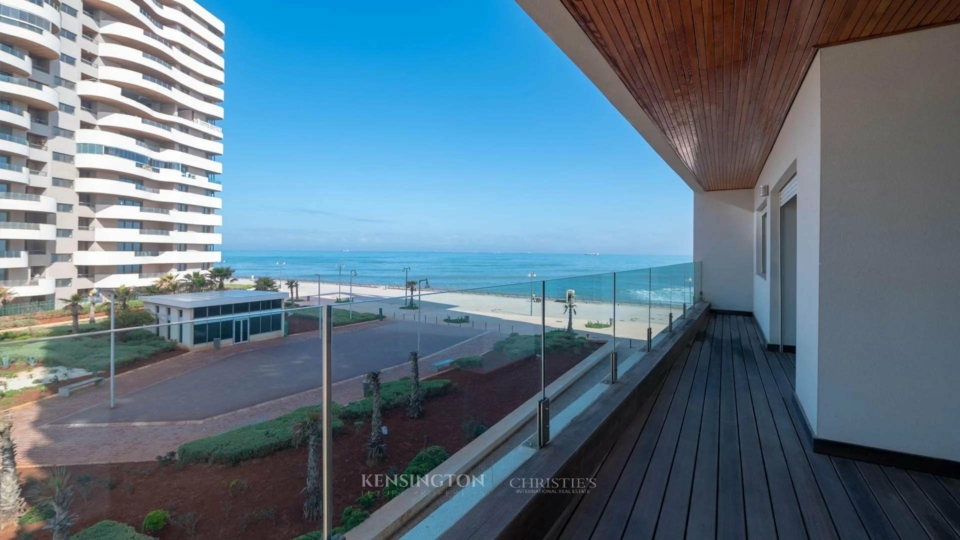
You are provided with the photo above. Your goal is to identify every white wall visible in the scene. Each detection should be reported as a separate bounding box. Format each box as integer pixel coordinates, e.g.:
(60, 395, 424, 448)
(817, 25, 960, 461)
(694, 190, 754, 312)
(752, 55, 822, 432)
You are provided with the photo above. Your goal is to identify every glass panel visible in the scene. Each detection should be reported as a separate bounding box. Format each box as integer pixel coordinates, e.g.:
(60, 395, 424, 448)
(250, 316, 261, 335)
(193, 322, 207, 344)
(220, 319, 232, 340)
(234, 302, 248, 314)
(221, 303, 233, 315)
(195, 306, 207, 319)
(208, 305, 220, 317)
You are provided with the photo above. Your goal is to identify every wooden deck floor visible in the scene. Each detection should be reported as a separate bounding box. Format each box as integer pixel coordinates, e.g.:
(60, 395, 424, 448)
(553, 314, 960, 540)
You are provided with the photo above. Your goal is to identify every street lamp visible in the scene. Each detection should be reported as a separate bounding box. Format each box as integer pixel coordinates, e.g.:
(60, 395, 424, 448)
(315, 273, 322, 303)
(528, 272, 537, 316)
(104, 289, 116, 408)
(417, 278, 429, 353)
(402, 267, 411, 305)
(334, 264, 345, 300)
(276, 261, 285, 290)
(349, 270, 357, 319)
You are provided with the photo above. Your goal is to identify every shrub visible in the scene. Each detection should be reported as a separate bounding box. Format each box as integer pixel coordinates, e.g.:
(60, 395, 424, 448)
(383, 446, 449, 500)
(334, 505, 371, 534)
(493, 330, 588, 361)
(462, 417, 488, 441)
(73, 520, 156, 539)
(288, 308, 379, 327)
(177, 405, 344, 466)
(18, 504, 53, 525)
(142, 509, 170, 533)
(0, 330, 174, 371)
(585, 320, 612, 329)
(443, 316, 469, 324)
(355, 490, 378, 509)
(171, 512, 201, 537)
(107, 310, 157, 331)
(155, 451, 176, 467)
(453, 355, 483, 370)
(340, 378, 452, 421)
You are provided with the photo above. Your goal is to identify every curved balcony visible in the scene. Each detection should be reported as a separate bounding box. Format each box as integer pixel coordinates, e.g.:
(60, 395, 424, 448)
(95, 112, 222, 155)
(94, 203, 222, 227)
(96, 66, 223, 120)
(0, 42, 31, 76)
(0, 192, 57, 213)
(0, 251, 28, 269)
(93, 227, 221, 245)
(0, 132, 30, 158)
(165, 0, 224, 36)
(0, 163, 29, 185)
(142, 1, 223, 54)
(74, 249, 221, 267)
(98, 22, 224, 84)
(0, 103, 31, 131)
(0, 75, 59, 111)
(3, 278, 55, 298)
(74, 156, 223, 197)
(0, 4, 61, 60)
(97, 43, 224, 102)
(76, 80, 224, 141)
(0, 222, 57, 241)
(77, 129, 223, 175)
(75, 176, 222, 208)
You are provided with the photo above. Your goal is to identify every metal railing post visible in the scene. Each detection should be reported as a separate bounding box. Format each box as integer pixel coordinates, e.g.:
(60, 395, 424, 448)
(538, 280, 550, 448)
(668, 312, 674, 333)
(646, 327, 652, 352)
(610, 272, 617, 384)
(109, 292, 116, 408)
(321, 305, 333, 538)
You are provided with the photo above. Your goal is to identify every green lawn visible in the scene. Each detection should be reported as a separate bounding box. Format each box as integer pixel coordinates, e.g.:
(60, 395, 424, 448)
(288, 307, 380, 327)
(0, 330, 175, 372)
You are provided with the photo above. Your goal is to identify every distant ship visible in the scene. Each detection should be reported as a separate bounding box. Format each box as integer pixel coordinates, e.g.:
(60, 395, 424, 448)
(585, 252, 600, 256)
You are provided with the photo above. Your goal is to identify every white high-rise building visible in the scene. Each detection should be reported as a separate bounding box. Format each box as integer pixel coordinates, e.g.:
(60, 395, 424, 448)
(0, 0, 223, 311)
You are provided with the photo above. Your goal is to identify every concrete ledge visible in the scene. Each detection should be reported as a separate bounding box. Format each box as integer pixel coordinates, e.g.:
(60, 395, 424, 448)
(347, 339, 616, 540)
(436, 303, 710, 540)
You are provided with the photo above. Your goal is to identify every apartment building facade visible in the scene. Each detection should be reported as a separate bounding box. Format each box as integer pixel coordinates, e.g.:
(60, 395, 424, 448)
(0, 0, 223, 310)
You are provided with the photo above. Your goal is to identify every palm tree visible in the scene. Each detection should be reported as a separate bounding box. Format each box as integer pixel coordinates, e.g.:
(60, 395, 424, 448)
(180, 272, 210, 293)
(406, 351, 423, 419)
(366, 371, 386, 465)
(27, 467, 74, 540)
(254, 277, 278, 291)
(0, 287, 14, 308)
(87, 289, 97, 324)
(206, 266, 236, 290)
(563, 290, 577, 333)
(0, 418, 25, 525)
(292, 411, 322, 522)
(406, 280, 418, 307)
(114, 285, 135, 311)
(60, 294, 83, 334)
(286, 280, 299, 301)
(155, 273, 178, 293)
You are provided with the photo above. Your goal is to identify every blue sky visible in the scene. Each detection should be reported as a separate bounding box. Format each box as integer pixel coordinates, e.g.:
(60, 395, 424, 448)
(202, 0, 692, 255)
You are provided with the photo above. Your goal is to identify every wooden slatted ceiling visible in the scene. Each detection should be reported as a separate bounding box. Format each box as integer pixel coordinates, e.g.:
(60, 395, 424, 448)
(561, 0, 960, 191)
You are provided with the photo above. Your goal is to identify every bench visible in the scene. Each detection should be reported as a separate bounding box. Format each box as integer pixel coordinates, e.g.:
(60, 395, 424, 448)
(59, 377, 105, 397)
(433, 359, 455, 372)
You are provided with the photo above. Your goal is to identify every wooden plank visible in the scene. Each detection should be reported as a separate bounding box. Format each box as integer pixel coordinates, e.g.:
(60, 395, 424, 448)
(738, 317, 844, 538)
(909, 471, 960, 537)
(832, 457, 901, 540)
(622, 329, 708, 539)
(856, 461, 930, 539)
(685, 315, 722, 539)
(728, 314, 778, 539)
(745, 322, 870, 540)
(588, 341, 694, 539)
(883, 467, 958, 539)
(556, 377, 669, 539)
(940, 476, 960, 505)
(716, 316, 746, 539)
(651, 322, 714, 540)
(734, 317, 809, 540)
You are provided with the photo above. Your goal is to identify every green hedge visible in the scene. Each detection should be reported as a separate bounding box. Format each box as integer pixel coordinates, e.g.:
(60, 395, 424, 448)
(288, 308, 379, 327)
(178, 404, 345, 466)
(0, 330, 174, 371)
(453, 355, 483, 370)
(383, 446, 449, 500)
(73, 520, 156, 540)
(493, 330, 588, 361)
(179, 378, 452, 466)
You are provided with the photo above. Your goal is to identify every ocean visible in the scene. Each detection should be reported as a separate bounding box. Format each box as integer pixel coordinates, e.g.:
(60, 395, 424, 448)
(223, 251, 696, 306)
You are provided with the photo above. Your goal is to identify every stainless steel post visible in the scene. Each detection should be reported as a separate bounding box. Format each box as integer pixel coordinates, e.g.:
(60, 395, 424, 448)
(321, 305, 333, 538)
(538, 280, 550, 447)
(109, 292, 116, 408)
(611, 273, 617, 384)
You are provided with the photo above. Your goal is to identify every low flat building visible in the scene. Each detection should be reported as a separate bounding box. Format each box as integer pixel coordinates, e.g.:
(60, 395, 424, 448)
(140, 290, 287, 349)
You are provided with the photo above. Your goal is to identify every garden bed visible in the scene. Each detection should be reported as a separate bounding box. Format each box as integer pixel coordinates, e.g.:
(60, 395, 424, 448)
(3, 338, 598, 539)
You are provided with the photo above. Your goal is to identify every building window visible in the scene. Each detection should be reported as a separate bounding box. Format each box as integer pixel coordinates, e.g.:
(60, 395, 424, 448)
(52, 127, 74, 139)
(59, 29, 77, 41)
(56, 229, 72, 238)
(60, 3, 78, 16)
(57, 203, 73, 213)
(177, 184, 188, 192)
(117, 264, 141, 274)
(53, 152, 74, 163)
(58, 104, 76, 115)
(176, 244, 186, 252)
(118, 243, 141, 251)
(60, 53, 76, 65)
(51, 254, 72, 262)
(53, 76, 75, 90)
(176, 204, 187, 212)
(176, 263, 186, 271)
(175, 223, 187, 232)
(118, 220, 142, 229)
(118, 199, 142, 207)
(55, 278, 72, 288)
(52, 178, 73, 188)
(201, 262, 211, 270)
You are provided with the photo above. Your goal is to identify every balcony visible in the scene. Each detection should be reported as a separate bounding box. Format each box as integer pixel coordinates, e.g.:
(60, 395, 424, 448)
(0, 103, 31, 131)
(0, 40, 31, 76)
(92, 226, 221, 244)
(0, 132, 29, 158)
(75, 177, 222, 209)
(0, 74, 59, 111)
(0, 222, 56, 240)
(73, 249, 221, 266)
(0, 4, 61, 60)
(0, 163, 30, 185)
(2, 277, 54, 297)
(0, 192, 58, 213)
(93, 203, 223, 227)
(0, 251, 29, 269)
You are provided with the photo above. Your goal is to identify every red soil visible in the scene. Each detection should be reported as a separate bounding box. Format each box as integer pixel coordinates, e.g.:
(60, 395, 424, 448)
(3, 343, 598, 539)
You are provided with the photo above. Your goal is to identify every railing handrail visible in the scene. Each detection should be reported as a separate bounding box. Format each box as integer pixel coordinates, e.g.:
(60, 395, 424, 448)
(0, 74, 44, 90)
(0, 163, 24, 172)
(0, 103, 24, 115)
(0, 192, 41, 201)
(0, 251, 23, 258)
(0, 222, 42, 230)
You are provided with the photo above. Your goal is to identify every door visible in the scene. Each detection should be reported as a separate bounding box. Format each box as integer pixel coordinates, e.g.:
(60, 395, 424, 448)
(780, 186, 798, 350)
(234, 318, 249, 343)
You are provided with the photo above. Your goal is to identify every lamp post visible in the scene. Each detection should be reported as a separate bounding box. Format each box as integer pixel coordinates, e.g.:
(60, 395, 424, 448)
(402, 267, 411, 305)
(417, 278, 429, 353)
(315, 273, 322, 304)
(349, 270, 357, 319)
(528, 272, 536, 316)
(334, 264, 345, 300)
(276, 261, 285, 290)
(105, 290, 116, 408)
